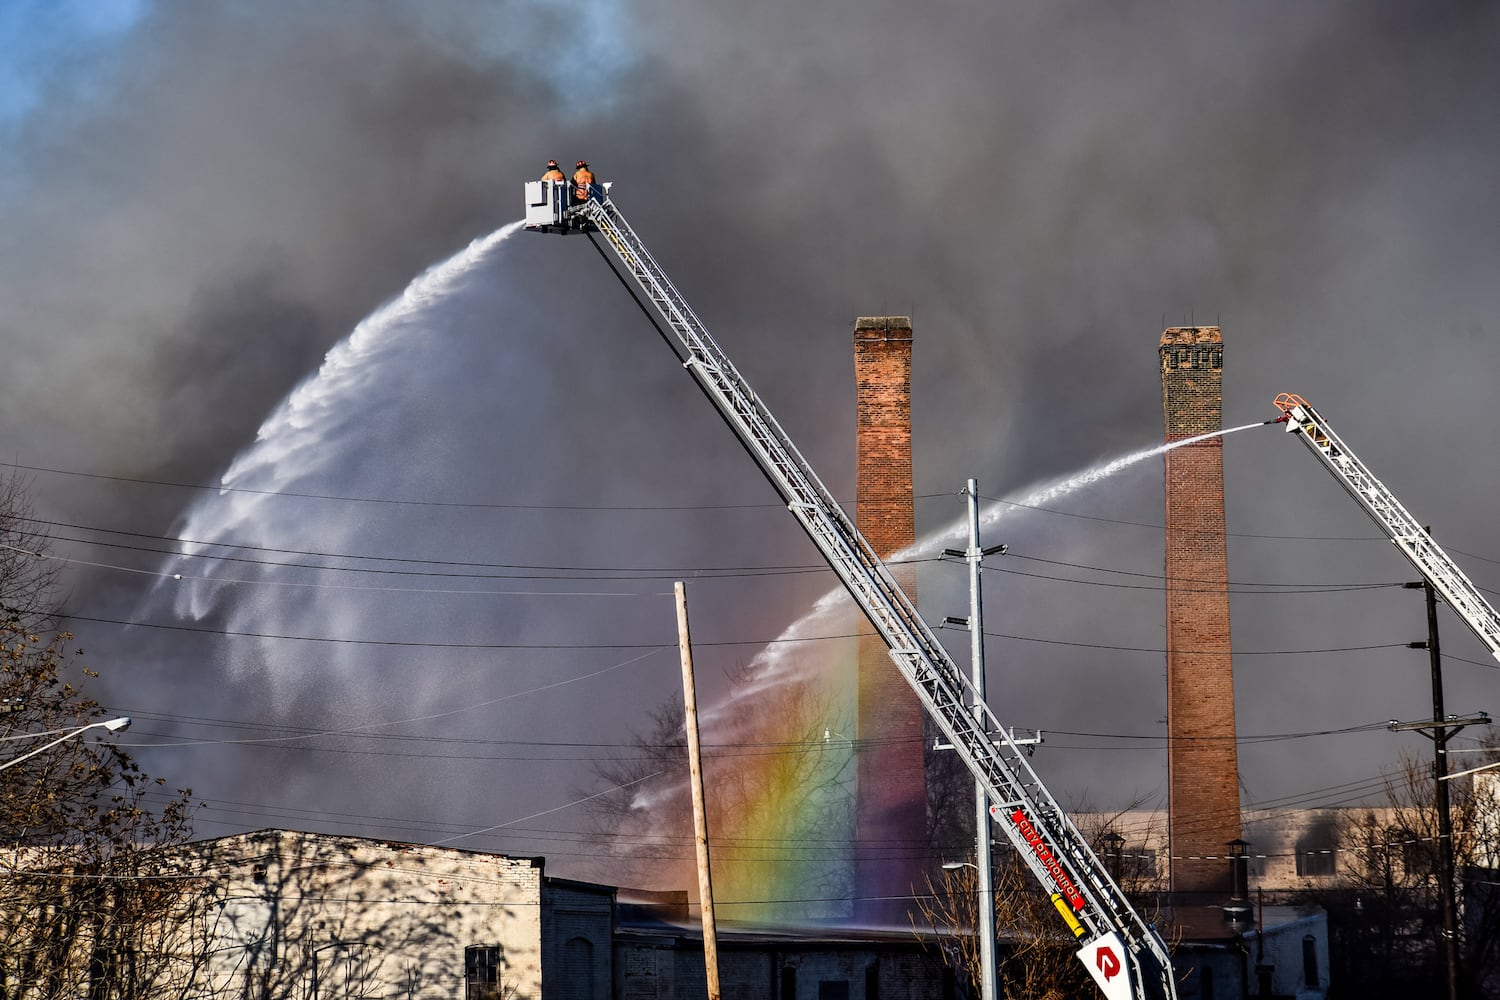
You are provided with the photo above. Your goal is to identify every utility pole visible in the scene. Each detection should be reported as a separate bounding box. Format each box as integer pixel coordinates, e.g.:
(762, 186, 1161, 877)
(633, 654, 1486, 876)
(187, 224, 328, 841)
(675, 582, 721, 1000)
(1397, 556, 1476, 1000)
(942, 480, 1006, 1000)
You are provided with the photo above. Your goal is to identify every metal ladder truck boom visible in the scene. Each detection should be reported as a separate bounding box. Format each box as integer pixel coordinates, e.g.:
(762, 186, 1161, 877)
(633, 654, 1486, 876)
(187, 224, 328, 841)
(1273, 393, 1500, 662)
(525, 180, 1175, 1000)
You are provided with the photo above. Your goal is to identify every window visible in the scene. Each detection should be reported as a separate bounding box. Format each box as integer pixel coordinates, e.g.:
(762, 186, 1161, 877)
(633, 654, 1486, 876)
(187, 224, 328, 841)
(1302, 934, 1320, 989)
(781, 966, 797, 1000)
(817, 981, 849, 1000)
(465, 945, 501, 1000)
(1295, 848, 1336, 877)
(1295, 817, 1341, 877)
(1126, 847, 1157, 881)
(865, 964, 879, 1000)
(1397, 828, 1437, 876)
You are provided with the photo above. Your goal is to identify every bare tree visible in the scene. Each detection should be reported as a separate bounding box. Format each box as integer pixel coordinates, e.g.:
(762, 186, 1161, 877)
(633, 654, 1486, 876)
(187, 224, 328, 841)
(913, 854, 1094, 1000)
(586, 660, 856, 920)
(911, 803, 1171, 1000)
(1318, 749, 1500, 998)
(0, 474, 197, 999)
(0, 471, 62, 633)
(0, 621, 201, 999)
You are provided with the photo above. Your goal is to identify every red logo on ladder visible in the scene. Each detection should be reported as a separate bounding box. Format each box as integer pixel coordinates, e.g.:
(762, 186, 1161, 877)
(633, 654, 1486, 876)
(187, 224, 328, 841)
(1095, 945, 1122, 980)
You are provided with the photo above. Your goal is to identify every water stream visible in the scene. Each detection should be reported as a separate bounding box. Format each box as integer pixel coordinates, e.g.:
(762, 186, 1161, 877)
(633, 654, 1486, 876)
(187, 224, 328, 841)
(703, 419, 1273, 719)
(159, 221, 526, 624)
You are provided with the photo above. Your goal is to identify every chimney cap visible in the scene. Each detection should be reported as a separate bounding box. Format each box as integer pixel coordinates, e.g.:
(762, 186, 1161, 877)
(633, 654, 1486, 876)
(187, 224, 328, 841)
(1160, 326, 1222, 346)
(854, 316, 912, 332)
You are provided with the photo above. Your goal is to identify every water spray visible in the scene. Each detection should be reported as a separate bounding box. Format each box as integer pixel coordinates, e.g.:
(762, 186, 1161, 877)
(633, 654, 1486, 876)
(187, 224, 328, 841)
(704, 417, 1280, 721)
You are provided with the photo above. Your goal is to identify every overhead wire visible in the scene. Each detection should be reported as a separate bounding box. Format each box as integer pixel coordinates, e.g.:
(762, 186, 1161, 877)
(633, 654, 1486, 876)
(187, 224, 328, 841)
(0, 460, 796, 512)
(12, 459, 1496, 874)
(25, 526, 850, 580)
(115, 756, 1450, 871)
(12, 457, 1496, 554)
(56, 605, 1419, 657)
(108, 645, 672, 753)
(113, 709, 1396, 758)
(25, 509, 1496, 596)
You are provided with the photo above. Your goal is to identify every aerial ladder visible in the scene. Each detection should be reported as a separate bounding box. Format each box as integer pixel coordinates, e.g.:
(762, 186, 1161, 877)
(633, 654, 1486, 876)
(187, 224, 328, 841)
(525, 180, 1175, 1000)
(1273, 393, 1500, 662)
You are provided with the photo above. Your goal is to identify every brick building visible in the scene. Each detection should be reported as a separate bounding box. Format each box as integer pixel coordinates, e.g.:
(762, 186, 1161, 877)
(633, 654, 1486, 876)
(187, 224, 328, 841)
(615, 919, 951, 1000)
(171, 830, 609, 999)
(1159, 326, 1241, 896)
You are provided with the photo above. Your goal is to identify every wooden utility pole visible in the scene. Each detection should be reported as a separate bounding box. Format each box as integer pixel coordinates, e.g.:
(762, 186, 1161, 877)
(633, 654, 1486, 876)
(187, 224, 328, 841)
(676, 582, 721, 1000)
(1405, 566, 1461, 1000)
(1392, 532, 1492, 1000)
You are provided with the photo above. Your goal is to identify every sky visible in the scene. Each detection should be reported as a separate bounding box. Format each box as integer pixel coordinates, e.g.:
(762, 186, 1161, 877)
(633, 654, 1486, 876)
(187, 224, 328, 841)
(3, 0, 1500, 897)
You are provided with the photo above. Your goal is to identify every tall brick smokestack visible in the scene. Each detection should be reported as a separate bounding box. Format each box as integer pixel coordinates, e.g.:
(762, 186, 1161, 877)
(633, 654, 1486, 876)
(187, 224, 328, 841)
(853, 316, 927, 922)
(1159, 327, 1241, 896)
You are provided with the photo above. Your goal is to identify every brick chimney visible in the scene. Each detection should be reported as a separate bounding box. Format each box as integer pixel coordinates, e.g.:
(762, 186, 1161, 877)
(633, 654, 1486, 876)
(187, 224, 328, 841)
(853, 316, 928, 921)
(1159, 326, 1241, 896)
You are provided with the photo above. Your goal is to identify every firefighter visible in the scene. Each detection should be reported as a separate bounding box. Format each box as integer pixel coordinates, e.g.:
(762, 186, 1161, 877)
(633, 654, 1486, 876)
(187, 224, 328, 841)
(572, 160, 597, 204)
(541, 159, 566, 183)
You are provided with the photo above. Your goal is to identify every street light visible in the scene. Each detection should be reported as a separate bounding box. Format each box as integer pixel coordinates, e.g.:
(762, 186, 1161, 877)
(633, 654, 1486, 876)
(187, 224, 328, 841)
(940, 859, 995, 1000)
(0, 717, 131, 773)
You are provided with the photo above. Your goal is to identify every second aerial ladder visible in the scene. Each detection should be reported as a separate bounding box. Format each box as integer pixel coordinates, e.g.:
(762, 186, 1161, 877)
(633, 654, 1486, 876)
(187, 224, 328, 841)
(1273, 393, 1500, 662)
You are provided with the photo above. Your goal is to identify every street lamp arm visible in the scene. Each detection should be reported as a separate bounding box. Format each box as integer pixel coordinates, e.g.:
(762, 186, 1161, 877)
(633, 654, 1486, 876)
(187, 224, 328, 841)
(1, 720, 121, 743)
(1441, 758, 1500, 781)
(0, 717, 131, 773)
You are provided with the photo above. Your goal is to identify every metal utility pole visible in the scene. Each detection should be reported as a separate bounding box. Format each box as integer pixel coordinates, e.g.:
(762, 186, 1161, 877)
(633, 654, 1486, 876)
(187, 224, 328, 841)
(943, 480, 1005, 1000)
(675, 582, 721, 1000)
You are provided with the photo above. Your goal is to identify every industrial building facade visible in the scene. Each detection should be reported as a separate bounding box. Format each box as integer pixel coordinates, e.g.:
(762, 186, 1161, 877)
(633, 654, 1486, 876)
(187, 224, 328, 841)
(63, 829, 616, 1000)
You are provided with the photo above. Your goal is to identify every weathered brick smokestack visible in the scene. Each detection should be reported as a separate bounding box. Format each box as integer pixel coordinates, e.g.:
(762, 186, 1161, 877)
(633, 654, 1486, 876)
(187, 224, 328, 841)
(853, 316, 927, 923)
(1159, 327, 1241, 896)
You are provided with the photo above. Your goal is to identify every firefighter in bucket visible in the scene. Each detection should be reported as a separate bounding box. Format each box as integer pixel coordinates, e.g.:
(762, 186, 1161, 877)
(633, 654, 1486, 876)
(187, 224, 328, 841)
(571, 160, 600, 205)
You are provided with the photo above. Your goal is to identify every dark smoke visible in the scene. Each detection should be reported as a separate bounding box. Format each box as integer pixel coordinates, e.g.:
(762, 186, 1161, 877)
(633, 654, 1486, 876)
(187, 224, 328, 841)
(2, 0, 1498, 886)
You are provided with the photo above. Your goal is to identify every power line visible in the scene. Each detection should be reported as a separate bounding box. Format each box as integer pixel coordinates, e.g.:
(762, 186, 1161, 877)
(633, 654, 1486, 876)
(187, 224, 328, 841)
(120, 704, 1401, 753)
(59, 607, 1417, 656)
(33, 517, 1482, 594)
(35, 525, 847, 579)
(13, 458, 1497, 556)
(0, 460, 797, 512)
(18, 527, 1446, 605)
(976, 491, 1386, 542)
